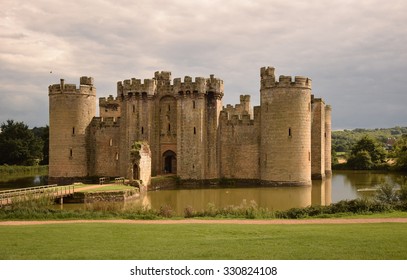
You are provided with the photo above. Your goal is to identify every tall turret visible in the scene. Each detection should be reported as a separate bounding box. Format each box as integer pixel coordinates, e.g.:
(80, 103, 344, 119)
(48, 77, 96, 183)
(260, 67, 312, 185)
(311, 96, 326, 179)
(324, 105, 332, 175)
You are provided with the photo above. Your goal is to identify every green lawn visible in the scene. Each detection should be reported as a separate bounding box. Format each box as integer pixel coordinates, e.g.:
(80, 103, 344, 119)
(1, 222, 406, 260)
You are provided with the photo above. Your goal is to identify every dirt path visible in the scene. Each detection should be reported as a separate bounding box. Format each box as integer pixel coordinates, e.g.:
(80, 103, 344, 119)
(1, 218, 407, 226)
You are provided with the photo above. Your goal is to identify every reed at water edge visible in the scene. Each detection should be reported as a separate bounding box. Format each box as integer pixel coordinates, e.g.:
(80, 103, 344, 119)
(0, 165, 48, 180)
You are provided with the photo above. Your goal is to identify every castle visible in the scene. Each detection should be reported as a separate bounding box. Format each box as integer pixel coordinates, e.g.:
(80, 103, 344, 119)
(48, 66, 331, 187)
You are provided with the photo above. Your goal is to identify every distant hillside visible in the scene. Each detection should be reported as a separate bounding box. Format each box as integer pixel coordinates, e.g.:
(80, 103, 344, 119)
(332, 126, 407, 153)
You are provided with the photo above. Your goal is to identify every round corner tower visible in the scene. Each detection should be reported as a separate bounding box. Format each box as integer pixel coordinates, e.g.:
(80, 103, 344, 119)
(48, 77, 96, 183)
(260, 67, 312, 185)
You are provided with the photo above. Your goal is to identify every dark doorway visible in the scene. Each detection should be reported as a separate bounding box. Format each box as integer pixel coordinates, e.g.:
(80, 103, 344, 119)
(163, 150, 177, 174)
(133, 164, 140, 180)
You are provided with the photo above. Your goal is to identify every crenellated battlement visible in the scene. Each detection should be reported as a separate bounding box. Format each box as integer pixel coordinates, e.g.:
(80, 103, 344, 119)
(117, 77, 156, 96)
(220, 110, 255, 126)
(49, 76, 95, 95)
(99, 95, 120, 110)
(99, 94, 119, 103)
(154, 71, 172, 81)
(222, 94, 252, 119)
(260, 66, 311, 89)
(174, 76, 207, 95)
(275, 75, 312, 88)
(91, 116, 121, 128)
(117, 72, 224, 98)
(174, 75, 223, 97)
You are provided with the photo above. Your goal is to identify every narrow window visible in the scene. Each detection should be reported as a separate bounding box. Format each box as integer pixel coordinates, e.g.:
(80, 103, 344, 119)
(288, 128, 292, 137)
(141, 127, 144, 134)
(168, 124, 171, 132)
(308, 151, 311, 161)
(72, 127, 75, 135)
(193, 101, 196, 109)
(168, 105, 171, 111)
(194, 127, 196, 134)
(115, 152, 119, 161)
(70, 148, 73, 158)
(133, 105, 136, 113)
(109, 139, 113, 146)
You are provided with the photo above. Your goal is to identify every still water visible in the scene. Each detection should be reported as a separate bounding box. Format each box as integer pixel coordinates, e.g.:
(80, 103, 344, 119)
(1, 171, 406, 213)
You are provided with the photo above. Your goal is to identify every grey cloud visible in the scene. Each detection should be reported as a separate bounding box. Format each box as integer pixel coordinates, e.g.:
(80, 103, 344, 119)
(1, 0, 407, 129)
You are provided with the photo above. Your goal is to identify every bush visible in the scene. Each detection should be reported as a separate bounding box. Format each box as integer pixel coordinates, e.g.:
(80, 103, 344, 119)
(347, 150, 373, 170)
(159, 204, 174, 218)
(375, 183, 399, 204)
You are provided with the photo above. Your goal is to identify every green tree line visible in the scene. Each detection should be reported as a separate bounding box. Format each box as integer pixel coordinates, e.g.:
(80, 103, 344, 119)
(0, 120, 48, 166)
(332, 127, 407, 171)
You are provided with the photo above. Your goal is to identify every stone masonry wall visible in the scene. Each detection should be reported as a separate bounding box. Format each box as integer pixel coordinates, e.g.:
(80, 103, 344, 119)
(219, 112, 260, 179)
(311, 97, 326, 179)
(89, 117, 120, 177)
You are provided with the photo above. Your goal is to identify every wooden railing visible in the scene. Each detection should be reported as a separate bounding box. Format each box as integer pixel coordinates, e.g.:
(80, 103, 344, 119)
(0, 184, 75, 207)
(115, 177, 125, 185)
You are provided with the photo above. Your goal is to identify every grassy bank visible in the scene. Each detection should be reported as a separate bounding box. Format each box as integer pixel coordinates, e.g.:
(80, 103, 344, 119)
(0, 222, 406, 259)
(0, 165, 48, 181)
(2, 197, 407, 221)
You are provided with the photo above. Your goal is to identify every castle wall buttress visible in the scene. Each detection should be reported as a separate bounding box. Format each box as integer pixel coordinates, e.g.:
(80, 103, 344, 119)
(325, 105, 332, 175)
(311, 97, 326, 179)
(177, 94, 205, 179)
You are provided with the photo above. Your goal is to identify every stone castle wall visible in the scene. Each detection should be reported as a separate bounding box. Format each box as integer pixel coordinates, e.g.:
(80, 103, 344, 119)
(89, 117, 120, 177)
(48, 67, 331, 186)
(218, 110, 260, 179)
(311, 97, 326, 179)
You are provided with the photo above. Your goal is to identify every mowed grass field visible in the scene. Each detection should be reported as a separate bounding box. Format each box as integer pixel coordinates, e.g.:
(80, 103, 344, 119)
(1, 222, 407, 260)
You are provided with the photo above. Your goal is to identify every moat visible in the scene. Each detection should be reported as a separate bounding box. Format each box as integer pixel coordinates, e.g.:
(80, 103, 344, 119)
(1, 171, 405, 214)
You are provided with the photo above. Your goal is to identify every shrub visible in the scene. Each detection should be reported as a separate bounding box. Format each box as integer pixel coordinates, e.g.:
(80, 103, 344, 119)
(184, 205, 195, 218)
(159, 204, 174, 218)
(375, 182, 399, 204)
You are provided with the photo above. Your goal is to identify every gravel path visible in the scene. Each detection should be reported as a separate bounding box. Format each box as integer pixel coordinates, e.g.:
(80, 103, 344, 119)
(1, 218, 407, 226)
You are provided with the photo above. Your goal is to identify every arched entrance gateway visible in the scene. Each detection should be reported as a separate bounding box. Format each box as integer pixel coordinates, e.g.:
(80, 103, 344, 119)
(133, 164, 140, 180)
(162, 150, 177, 174)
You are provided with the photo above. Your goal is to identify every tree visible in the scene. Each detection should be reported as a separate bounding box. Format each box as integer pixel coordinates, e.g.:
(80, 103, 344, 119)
(347, 135, 386, 169)
(32, 126, 49, 165)
(347, 150, 373, 170)
(0, 120, 43, 165)
(393, 134, 407, 171)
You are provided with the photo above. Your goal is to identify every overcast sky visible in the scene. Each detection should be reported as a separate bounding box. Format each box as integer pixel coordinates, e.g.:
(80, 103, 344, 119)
(1, 0, 406, 130)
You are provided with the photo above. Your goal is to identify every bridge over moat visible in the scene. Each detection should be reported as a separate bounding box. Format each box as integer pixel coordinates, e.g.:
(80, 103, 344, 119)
(0, 185, 75, 207)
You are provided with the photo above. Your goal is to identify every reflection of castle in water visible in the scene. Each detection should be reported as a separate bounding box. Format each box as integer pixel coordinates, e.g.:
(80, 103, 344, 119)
(140, 178, 332, 214)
